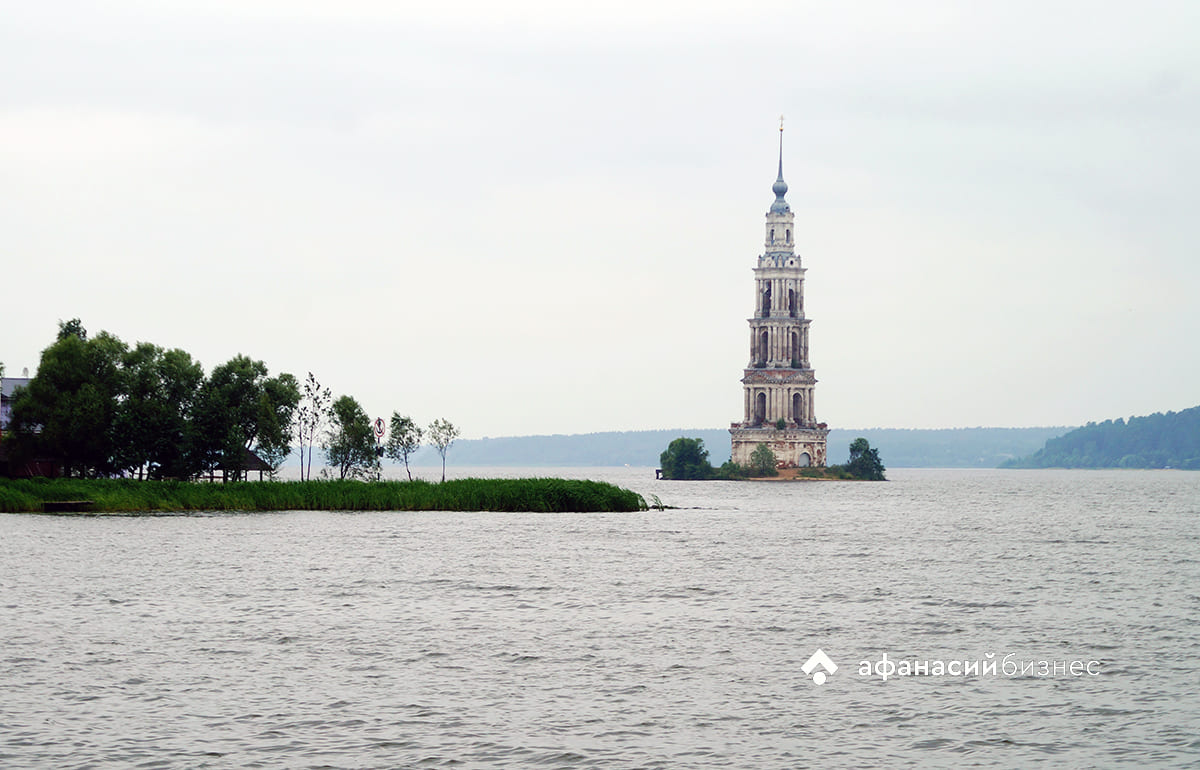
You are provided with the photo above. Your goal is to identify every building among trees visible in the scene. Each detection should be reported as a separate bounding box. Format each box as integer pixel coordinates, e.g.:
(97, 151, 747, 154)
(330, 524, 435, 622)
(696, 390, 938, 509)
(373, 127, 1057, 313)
(0, 375, 30, 434)
(730, 124, 829, 468)
(0, 374, 54, 477)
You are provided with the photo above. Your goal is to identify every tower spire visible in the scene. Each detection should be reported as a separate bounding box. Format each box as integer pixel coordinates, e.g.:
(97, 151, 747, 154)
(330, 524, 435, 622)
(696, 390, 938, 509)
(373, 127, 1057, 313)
(777, 114, 785, 180)
(771, 114, 789, 212)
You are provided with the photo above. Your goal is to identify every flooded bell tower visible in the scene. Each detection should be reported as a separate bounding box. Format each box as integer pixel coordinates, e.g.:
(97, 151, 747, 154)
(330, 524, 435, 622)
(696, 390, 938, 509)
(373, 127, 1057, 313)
(729, 120, 829, 467)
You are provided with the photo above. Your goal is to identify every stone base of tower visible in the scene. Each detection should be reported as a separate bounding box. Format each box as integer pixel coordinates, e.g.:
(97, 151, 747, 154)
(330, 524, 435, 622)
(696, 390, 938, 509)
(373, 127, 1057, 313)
(730, 425, 830, 468)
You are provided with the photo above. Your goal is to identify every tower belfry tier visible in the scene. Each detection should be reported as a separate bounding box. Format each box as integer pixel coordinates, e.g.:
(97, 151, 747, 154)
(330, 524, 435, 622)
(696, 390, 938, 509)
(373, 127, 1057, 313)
(730, 123, 829, 468)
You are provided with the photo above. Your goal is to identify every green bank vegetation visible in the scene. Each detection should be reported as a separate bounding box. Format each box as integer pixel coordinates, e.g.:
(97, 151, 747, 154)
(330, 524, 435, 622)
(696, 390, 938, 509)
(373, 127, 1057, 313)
(1001, 405, 1200, 469)
(0, 478, 647, 514)
(2, 319, 459, 482)
(657, 437, 886, 481)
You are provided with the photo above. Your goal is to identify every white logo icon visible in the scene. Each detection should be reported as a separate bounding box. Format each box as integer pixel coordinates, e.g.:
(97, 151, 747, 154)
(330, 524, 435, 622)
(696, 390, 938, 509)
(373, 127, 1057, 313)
(802, 649, 838, 685)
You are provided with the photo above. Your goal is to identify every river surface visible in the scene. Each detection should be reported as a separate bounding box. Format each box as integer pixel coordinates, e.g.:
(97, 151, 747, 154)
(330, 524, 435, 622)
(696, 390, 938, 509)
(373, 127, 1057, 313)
(1, 468, 1197, 768)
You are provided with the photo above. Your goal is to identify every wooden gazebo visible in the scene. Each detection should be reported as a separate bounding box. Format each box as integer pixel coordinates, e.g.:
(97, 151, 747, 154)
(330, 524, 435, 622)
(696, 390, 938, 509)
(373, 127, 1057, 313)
(205, 447, 273, 482)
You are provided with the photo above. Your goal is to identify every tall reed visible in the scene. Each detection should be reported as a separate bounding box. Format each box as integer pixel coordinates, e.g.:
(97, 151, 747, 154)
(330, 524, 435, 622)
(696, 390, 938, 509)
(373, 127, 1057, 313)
(0, 477, 647, 514)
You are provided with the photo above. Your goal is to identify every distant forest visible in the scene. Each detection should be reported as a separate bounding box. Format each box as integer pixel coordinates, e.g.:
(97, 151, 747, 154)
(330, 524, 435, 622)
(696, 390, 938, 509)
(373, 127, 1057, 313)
(404, 427, 1072, 469)
(1001, 406, 1200, 469)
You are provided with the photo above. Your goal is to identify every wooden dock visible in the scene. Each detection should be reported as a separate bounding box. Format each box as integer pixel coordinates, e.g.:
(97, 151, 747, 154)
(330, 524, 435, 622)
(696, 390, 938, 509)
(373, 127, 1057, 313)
(42, 500, 95, 513)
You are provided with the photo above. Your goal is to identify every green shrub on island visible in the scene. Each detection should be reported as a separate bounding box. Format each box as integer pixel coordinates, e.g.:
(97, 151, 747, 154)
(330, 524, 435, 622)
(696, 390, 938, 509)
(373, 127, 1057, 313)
(838, 437, 887, 480)
(658, 437, 716, 479)
(0, 478, 647, 514)
(716, 460, 753, 479)
(748, 444, 779, 477)
(658, 437, 772, 479)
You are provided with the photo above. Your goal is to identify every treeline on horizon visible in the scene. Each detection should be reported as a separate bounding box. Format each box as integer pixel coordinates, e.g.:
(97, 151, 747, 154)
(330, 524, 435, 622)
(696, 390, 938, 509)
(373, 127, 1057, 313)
(1001, 406, 1200, 469)
(408, 426, 1072, 468)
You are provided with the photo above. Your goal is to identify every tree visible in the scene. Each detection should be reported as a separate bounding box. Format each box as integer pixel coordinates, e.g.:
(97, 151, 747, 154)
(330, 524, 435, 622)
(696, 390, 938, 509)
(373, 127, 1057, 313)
(57, 318, 87, 342)
(10, 322, 127, 477)
(111, 343, 204, 479)
(845, 437, 886, 480)
(295, 372, 331, 481)
(9, 321, 302, 481)
(659, 437, 714, 480)
(324, 395, 378, 480)
(427, 418, 460, 482)
(190, 356, 299, 480)
(385, 412, 423, 481)
(749, 443, 778, 476)
(254, 372, 300, 478)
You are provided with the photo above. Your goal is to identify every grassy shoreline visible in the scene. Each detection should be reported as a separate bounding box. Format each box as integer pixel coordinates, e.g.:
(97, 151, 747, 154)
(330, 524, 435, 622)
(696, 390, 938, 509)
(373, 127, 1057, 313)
(0, 478, 647, 514)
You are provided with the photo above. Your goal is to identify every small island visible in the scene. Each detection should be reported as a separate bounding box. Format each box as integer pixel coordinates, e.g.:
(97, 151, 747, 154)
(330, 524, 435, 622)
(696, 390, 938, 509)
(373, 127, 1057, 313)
(0, 320, 651, 514)
(0, 320, 654, 514)
(658, 437, 886, 481)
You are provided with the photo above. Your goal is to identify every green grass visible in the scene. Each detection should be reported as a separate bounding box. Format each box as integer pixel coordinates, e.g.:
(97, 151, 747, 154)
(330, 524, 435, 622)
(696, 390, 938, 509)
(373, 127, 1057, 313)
(795, 466, 857, 480)
(0, 477, 648, 514)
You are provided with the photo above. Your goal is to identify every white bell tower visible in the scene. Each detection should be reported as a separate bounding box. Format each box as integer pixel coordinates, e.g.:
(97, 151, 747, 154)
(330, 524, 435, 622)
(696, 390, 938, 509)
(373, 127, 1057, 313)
(730, 120, 829, 468)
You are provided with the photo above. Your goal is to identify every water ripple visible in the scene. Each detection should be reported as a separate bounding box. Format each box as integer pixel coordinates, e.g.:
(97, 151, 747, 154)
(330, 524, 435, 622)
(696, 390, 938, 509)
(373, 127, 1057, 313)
(0, 468, 1197, 768)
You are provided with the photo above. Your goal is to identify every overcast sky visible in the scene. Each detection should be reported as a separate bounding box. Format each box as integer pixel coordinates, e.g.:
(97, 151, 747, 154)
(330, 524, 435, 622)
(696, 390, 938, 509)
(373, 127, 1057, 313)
(3, 1, 1197, 438)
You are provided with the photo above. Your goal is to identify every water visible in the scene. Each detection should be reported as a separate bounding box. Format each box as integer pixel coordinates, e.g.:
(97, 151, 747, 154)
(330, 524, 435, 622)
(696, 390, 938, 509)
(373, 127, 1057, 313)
(1, 468, 1197, 768)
